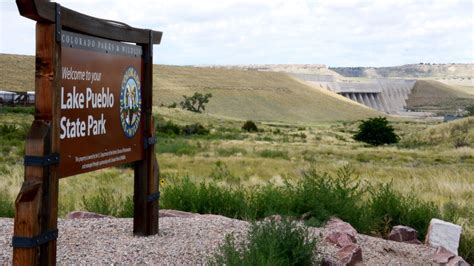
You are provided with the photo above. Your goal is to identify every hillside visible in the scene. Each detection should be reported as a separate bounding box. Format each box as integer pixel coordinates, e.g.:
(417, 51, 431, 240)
(330, 64, 473, 79)
(406, 80, 474, 114)
(0, 53, 379, 123)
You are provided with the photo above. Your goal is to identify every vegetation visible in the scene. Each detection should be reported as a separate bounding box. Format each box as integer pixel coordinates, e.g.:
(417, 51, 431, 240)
(180, 92, 213, 113)
(210, 219, 318, 265)
(353, 117, 399, 146)
(242, 120, 258, 132)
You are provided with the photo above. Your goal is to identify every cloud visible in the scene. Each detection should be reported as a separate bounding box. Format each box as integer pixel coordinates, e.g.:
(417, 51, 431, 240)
(1, 0, 472, 66)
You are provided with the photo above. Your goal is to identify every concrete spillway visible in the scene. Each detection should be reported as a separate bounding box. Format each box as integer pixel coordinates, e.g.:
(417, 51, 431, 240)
(290, 73, 416, 114)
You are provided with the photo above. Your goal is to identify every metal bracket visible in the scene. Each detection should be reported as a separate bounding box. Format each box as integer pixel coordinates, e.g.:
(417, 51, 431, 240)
(55, 3, 61, 42)
(144, 136, 157, 149)
(147, 192, 160, 202)
(24, 153, 60, 167)
(12, 229, 58, 248)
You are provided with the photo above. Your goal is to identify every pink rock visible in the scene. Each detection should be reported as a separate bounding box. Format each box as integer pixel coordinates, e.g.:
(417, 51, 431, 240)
(321, 257, 338, 266)
(336, 243, 363, 266)
(324, 218, 357, 247)
(66, 211, 111, 219)
(433, 246, 456, 264)
(447, 256, 469, 266)
(388, 225, 419, 243)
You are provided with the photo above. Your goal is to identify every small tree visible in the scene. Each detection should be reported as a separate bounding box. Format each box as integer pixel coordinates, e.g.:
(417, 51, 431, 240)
(180, 92, 212, 113)
(353, 117, 399, 146)
(242, 120, 258, 132)
(465, 105, 474, 116)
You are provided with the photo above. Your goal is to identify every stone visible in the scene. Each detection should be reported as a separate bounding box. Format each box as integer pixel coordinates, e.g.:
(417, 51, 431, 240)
(263, 214, 282, 223)
(66, 211, 111, 219)
(447, 256, 469, 266)
(388, 225, 419, 243)
(159, 209, 198, 218)
(433, 246, 456, 264)
(321, 257, 338, 266)
(324, 218, 357, 247)
(425, 218, 462, 255)
(336, 243, 363, 266)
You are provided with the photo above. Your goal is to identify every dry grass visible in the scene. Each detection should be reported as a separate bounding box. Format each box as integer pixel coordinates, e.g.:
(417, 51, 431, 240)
(406, 80, 474, 114)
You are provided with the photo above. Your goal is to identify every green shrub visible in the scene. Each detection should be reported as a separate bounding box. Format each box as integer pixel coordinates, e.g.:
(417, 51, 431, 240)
(82, 188, 121, 216)
(210, 219, 318, 266)
(0, 189, 14, 218)
(216, 147, 247, 157)
(156, 120, 181, 136)
(0, 106, 34, 115)
(353, 117, 399, 146)
(257, 149, 289, 160)
(183, 123, 209, 136)
(242, 120, 258, 132)
(156, 139, 198, 156)
(180, 92, 212, 113)
(368, 182, 440, 239)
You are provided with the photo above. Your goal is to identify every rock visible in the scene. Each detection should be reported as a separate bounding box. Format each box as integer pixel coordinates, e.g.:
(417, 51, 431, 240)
(433, 246, 456, 264)
(66, 211, 111, 219)
(388, 225, 419, 243)
(425, 218, 462, 255)
(447, 256, 469, 266)
(263, 214, 282, 223)
(321, 257, 338, 266)
(159, 209, 198, 218)
(336, 243, 363, 266)
(324, 218, 357, 247)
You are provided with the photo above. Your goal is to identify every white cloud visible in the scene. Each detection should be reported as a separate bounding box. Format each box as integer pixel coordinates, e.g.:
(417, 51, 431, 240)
(1, 0, 472, 66)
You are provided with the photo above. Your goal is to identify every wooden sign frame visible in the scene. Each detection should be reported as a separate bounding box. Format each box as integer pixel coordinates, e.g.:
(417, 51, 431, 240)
(13, 1, 162, 265)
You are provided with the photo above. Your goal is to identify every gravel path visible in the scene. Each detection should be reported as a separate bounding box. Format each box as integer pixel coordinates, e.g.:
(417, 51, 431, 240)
(0, 212, 438, 265)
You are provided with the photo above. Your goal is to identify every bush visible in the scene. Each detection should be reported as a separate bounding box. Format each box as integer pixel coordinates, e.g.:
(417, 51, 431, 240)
(257, 149, 289, 160)
(0, 189, 14, 218)
(210, 219, 318, 265)
(180, 92, 212, 113)
(353, 117, 399, 146)
(242, 120, 258, 132)
(465, 104, 474, 116)
(156, 120, 181, 136)
(183, 123, 209, 136)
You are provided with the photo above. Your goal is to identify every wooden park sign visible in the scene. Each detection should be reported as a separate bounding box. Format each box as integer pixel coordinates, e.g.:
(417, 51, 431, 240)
(13, 0, 162, 265)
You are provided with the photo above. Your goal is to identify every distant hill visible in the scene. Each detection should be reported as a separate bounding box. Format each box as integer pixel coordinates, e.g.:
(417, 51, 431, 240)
(330, 64, 473, 79)
(0, 53, 379, 123)
(406, 80, 474, 114)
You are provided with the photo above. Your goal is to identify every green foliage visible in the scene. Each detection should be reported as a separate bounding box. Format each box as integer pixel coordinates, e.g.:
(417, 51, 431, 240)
(257, 149, 289, 160)
(0, 106, 34, 115)
(353, 117, 399, 146)
(156, 120, 181, 136)
(368, 182, 440, 239)
(465, 104, 474, 116)
(160, 166, 450, 244)
(156, 138, 198, 156)
(183, 123, 209, 136)
(180, 92, 212, 113)
(0, 188, 14, 218)
(242, 120, 258, 132)
(210, 219, 318, 266)
(81, 188, 133, 217)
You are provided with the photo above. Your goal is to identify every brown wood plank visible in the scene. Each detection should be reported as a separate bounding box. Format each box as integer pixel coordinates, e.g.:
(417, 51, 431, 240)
(16, 0, 162, 44)
(13, 23, 60, 266)
(133, 38, 158, 236)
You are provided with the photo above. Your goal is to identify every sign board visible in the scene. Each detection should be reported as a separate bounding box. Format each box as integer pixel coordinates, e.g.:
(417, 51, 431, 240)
(60, 31, 144, 177)
(13, 1, 163, 265)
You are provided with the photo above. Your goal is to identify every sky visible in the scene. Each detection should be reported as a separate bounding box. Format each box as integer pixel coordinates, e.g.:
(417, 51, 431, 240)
(0, 0, 473, 67)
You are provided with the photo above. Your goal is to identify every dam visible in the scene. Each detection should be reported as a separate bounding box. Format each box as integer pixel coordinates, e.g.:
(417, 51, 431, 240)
(290, 73, 416, 114)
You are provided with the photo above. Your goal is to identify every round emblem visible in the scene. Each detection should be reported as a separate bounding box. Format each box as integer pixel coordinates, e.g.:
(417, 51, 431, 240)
(119, 67, 142, 138)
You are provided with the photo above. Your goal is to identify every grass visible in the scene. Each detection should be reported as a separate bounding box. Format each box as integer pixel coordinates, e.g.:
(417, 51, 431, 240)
(210, 219, 318, 265)
(1, 54, 379, 123)
(406, 80, 474, 114)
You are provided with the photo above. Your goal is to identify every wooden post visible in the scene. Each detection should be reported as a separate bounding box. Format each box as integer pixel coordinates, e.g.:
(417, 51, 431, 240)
(133, 32, 159, 236)
(13, 23, 61, 266)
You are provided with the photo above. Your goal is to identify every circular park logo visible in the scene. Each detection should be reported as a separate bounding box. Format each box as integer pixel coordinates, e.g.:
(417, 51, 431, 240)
(119, 67, 142, 138)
